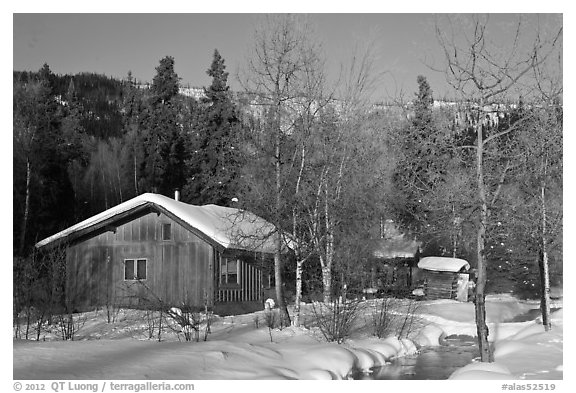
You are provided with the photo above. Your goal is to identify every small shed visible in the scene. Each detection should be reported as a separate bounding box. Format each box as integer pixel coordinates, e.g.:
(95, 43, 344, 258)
(418, 256, 471, 301)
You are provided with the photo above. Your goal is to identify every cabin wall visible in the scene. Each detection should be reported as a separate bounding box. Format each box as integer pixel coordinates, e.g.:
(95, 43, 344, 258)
(66, 212, 214, 310)
(215, 253, 263, 303)
(423, 271, 458, 300)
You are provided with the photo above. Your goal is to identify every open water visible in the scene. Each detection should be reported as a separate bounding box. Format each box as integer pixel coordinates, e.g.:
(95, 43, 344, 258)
(355, 336, 479, 380)
(356, 307, 559, 380)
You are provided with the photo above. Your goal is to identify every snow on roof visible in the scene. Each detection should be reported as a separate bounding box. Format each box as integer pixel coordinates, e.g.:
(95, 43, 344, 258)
(35, 193, 289, 254)
(369, 237, 420, 259)
(368, 219, 421, 259)
(417, 256, 470, 272)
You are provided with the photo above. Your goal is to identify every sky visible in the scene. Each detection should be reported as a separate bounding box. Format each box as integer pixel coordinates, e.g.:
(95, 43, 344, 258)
(12, 11, 563, 102)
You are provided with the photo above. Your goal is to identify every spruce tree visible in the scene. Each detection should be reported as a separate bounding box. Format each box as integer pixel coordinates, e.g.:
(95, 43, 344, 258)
(182, 49, 242, 206)
(151, 56, 180, 105)
(139, 56, 185, 195)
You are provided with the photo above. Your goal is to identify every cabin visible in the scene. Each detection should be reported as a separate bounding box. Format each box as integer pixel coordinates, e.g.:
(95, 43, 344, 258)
(35, 193, 289, 314)
(418, 256, 471, 301)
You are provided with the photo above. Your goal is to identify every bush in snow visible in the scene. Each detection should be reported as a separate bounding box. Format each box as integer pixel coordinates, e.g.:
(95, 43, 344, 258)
(397, 298, 421, 339)
(311, 298, 364, 344)
(13, 246, 68, 341)
(370, 297, 398, 339)
(142, 306, 165, 342)
(134, 282, 212, 342)
(166, 306, 207, 342)
(55, 310, 88, 341)
(370, 297, 422, 340)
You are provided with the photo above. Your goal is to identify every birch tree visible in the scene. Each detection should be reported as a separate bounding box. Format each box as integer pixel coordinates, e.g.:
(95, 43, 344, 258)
(435, 14, 562, 361)
(239, 15, 324, 325)
(305, 38, 385, 303)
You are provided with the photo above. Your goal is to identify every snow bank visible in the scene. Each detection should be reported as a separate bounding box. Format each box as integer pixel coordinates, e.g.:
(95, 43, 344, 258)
(13, 322, 419, 380)
(449, 362, 516, 380)
(449, 309, 563, 380)
(13, 297, 562, 380)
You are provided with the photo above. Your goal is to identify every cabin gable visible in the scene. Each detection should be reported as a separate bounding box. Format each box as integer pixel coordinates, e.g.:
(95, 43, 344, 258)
(67, 211, 218, 310)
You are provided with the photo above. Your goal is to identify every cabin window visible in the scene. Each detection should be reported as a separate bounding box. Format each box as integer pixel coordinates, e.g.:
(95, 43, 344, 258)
(124, 258, 147, 280)
(220, 258, 239, 285)
(162, 223, 172, 241)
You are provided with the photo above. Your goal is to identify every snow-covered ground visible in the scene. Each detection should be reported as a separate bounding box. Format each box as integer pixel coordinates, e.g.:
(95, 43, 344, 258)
(12, 293, 563, 381)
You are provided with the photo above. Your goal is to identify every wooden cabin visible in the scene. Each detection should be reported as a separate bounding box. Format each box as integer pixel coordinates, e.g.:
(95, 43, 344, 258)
(418, 257, 471, 301)
(35, 193, 288, 314)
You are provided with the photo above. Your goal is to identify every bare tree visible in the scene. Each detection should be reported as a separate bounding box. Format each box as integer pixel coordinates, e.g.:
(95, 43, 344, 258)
(434, 14, 562, 361)
(530, 32, 563, 331)
(508, 101, 562, 331)
(304, 36, 386, 303)
(238, 15, 326, 326)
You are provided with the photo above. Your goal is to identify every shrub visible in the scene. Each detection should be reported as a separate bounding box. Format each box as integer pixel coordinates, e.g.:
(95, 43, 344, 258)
(370, 297, 421, 340)
(371, 297, 398, 339)
(311, 298, 364, 344)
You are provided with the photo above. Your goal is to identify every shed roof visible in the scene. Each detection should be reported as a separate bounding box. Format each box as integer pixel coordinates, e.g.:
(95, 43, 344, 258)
(35, 193, 289, 254)
(417, 256, 470, 273)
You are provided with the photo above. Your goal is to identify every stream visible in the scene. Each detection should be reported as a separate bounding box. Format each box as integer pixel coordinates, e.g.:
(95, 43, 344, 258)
(355, 336, 479, 380)
(355, 307, 558, 380)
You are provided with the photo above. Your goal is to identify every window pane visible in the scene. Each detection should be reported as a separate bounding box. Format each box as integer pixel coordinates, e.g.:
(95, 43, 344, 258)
(137, 259, 147, 280)
(227, 259, 237, 274)
(220, 258, 226, 283)
(228, 273, 238, 284)
(162, 223, 171, 240)
(124, 259, 135, 280)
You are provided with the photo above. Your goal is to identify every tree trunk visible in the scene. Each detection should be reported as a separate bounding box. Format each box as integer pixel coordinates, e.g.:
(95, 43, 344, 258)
(322, 265, 332, 304)
(539, 184, 552, 331)
(19, 159, 32, 256)
(292, 144, 306, 327)
(294, 259, 303, 326)
(274, 112, 290, 326)
(322, 182, 334, 304)
(475, 116, 492, 362)
(134, 150, 139, 195)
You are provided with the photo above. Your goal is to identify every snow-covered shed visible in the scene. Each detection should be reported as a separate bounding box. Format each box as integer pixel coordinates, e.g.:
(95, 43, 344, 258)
(418, 257, 471, 301)
(36, 193, 288, 313)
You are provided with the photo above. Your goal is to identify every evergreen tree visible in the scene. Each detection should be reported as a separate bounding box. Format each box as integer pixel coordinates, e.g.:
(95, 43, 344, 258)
(182, 50, 243, 206)
(151, 56, 180, 105)
(138, 56, 185, 195)
(13, 64, 76, 255)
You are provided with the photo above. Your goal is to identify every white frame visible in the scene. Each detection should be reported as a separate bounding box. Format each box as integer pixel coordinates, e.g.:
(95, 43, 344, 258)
(123, 258, 148, 281)
(220, 257, 240, 285)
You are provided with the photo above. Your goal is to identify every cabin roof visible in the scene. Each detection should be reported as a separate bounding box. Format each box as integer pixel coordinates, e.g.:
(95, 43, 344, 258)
(368, 219, 421, 259)
(35, 193, 289, 254)
(417, 256, 470, 273)
(369, 237, 420, 259)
